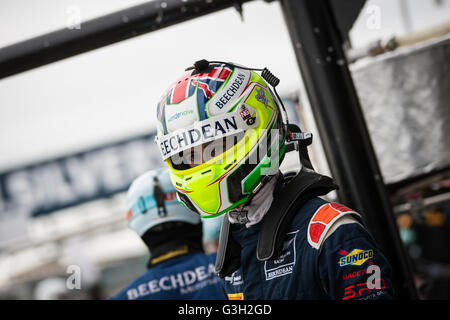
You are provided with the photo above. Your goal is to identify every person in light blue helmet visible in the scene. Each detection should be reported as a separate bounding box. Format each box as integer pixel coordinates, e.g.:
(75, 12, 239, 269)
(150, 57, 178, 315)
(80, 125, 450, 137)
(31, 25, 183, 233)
(110, 168, 225, 300)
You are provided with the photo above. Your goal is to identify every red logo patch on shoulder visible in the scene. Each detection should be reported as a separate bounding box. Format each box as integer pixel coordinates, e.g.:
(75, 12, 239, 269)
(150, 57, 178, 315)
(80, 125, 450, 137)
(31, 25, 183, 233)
(307, 203, 358, 250)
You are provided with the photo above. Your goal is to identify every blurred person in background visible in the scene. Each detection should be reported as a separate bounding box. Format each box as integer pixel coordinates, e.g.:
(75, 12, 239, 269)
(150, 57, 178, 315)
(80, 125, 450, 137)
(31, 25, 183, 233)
(110, 168, 225, 300)
(202, 214, 223, 254)
(33, 277, 69, 300)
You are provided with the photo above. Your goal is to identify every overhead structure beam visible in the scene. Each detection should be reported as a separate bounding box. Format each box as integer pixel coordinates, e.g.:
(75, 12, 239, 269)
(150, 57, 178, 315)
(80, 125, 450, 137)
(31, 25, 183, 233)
(0, 0, 253, 79)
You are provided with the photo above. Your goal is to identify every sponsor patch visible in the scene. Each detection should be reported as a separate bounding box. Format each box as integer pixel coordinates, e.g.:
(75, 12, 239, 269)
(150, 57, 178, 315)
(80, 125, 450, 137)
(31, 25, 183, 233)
(164, 94, 197, 133)
(156, 110, 255, 160)
(224, 271, 243, 286)
(215, 72, 246, 109)
(239, 104, 256, 126)
(307, 203, 360, 250)
(214, 72, 247, 110)
(167, 110, 194, 123)
(343, 278, 387, 300)
(339, 249, 374, 267)
(264, 230, 298, 281)
(342, 269, 368, 280)
(255, 87, 270, 108)
(227, 293, 244, 300)
(207, 69, 250, 116)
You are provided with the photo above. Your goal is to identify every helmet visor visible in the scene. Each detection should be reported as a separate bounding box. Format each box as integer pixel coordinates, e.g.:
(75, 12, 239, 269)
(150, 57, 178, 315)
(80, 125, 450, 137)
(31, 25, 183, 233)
(170, 132, 245, 169)
(155, 107, 257, 162)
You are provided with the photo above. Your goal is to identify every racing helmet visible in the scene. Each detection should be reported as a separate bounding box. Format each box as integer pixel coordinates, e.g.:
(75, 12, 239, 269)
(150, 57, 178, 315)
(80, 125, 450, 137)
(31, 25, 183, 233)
(126, 167, 201, 236)
(155, 60, 288, 218)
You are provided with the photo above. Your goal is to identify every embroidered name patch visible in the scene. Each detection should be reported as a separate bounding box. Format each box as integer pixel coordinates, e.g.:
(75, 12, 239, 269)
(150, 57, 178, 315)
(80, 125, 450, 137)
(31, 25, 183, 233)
(264, 230, 298, 281)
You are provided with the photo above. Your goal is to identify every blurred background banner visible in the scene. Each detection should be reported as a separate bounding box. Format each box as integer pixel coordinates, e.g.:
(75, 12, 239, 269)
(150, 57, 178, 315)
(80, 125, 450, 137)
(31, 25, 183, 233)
(0, 133, 161, 218)
(0, 207, 29, 248)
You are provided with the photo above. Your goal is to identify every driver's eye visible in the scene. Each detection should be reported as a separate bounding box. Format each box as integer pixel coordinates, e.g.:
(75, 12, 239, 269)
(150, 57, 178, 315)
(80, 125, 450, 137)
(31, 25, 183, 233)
(190, 151, 199, 163)
(183, 147, 203, 167)
(170, 132, 245, 170)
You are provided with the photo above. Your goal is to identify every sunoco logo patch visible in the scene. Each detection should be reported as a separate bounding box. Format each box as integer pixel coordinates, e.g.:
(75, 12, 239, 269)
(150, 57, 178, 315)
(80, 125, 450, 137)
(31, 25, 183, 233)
(338, 249, 373, 267)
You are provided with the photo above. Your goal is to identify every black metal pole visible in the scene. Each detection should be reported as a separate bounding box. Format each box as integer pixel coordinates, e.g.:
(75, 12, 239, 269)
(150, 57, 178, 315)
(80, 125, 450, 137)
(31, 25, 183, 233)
(279, 0, 417, 299)
(0, 0, 252, 80)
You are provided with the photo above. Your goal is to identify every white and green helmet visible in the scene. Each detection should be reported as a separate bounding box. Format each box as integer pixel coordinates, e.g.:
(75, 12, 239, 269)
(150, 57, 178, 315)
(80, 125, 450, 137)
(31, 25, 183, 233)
(155, 61, 287, 218)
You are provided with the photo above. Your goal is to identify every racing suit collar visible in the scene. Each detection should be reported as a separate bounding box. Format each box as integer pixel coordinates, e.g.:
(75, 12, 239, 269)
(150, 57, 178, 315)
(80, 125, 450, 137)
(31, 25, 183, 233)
(227, 172, 284, 228)
(142, 223, 204, 268)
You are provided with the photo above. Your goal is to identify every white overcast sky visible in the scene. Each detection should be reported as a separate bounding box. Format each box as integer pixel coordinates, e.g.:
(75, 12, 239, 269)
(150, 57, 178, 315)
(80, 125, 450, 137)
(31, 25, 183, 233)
(0, 0, 449, 171)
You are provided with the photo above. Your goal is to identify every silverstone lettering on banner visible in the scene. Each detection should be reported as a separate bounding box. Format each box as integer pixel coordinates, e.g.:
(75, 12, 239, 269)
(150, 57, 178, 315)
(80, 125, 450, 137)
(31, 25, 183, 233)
(0, 133, 162, 217)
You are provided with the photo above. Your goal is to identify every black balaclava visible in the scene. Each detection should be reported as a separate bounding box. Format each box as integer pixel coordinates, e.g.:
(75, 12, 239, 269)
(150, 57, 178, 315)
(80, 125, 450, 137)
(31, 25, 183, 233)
(141, 222, 204, 269)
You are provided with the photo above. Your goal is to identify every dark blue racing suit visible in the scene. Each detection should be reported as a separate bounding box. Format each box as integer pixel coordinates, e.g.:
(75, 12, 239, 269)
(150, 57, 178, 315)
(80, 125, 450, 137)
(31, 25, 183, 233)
(222, 197, 394, 300)
(111, 252, 225, 300)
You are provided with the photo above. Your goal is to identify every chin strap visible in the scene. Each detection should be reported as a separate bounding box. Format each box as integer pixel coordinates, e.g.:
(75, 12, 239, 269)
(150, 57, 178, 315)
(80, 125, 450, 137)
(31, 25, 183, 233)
(285, 123, 314, 171)
(228, 173, 280, 227)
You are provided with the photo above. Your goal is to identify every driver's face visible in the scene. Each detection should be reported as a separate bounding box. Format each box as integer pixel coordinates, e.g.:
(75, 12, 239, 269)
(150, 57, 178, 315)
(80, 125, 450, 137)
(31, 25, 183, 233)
(170, 132, 245, 169)
(181, 137, 227, 168)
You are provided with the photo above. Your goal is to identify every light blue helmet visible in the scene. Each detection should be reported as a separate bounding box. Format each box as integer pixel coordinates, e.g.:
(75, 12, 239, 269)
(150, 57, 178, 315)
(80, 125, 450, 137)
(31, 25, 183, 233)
(126, 168, 201, 236)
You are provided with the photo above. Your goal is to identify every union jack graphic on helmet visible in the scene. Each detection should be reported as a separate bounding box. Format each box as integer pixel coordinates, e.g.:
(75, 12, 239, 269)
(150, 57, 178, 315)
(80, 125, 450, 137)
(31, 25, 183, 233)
(157, 64, 233, 134)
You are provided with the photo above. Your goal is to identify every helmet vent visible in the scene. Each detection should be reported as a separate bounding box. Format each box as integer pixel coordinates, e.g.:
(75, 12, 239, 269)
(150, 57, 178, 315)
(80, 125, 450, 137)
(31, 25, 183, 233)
(223, 160, 236, 171)
(201, 169, 212, 175)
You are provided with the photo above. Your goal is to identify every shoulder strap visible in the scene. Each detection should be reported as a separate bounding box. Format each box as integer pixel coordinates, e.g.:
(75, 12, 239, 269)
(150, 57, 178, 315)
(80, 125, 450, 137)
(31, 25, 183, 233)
(215, 216, 241, 278)
(256, 168, 338, 261)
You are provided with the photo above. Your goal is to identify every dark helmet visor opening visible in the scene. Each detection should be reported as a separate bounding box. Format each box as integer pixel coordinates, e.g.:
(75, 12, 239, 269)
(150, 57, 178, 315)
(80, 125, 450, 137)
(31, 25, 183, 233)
(170, 132, 245, 170)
